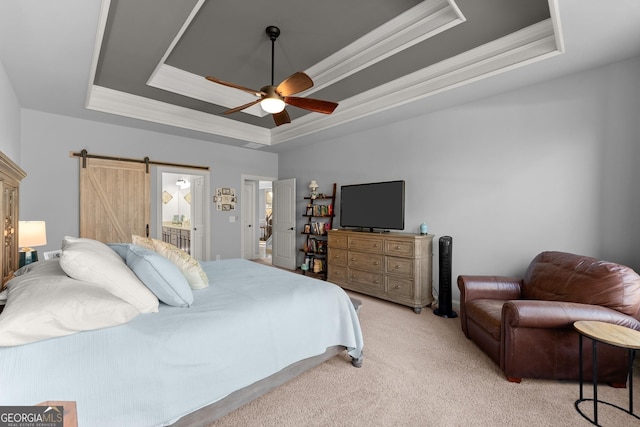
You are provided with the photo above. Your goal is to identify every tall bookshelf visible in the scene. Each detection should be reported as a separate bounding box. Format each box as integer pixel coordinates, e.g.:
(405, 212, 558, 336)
(300, 183, 336, 280)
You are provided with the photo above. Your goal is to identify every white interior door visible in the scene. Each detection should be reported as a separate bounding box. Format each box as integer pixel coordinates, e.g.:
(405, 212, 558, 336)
(242, 181, 256, 259)
(191, 176, 206, 260)
(272, 178, 296, 270)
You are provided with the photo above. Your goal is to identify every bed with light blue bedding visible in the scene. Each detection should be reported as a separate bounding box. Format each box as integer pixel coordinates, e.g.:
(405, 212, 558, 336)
(0, 258, 364, 426)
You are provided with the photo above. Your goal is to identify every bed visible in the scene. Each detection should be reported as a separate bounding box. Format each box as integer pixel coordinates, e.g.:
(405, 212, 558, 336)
(0, 237, 364, 426)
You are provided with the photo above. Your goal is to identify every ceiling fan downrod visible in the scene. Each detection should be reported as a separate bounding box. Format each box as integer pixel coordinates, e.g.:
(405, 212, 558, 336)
(265, 26, 280, 86)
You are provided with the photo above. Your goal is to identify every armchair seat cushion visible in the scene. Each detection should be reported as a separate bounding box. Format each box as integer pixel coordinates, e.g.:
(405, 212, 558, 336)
(465, 299, 505, 341)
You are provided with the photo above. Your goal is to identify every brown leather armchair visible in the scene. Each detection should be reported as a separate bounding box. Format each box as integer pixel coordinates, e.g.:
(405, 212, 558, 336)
(458, 251, 640, 385)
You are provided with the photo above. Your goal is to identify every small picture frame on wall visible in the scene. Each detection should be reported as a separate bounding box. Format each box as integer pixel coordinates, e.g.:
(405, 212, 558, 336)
(215, 187, 237, 211)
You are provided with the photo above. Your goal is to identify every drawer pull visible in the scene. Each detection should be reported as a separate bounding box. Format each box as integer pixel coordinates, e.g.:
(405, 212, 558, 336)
(394, 285, 400, 289)
(394, 265, 400, 269)
(373, 280, 379, 284)
(351, 257, 357, 261)
(395, 245, 400, 250)
(374, 243, 380, 247)
(373, 261, 379, 266)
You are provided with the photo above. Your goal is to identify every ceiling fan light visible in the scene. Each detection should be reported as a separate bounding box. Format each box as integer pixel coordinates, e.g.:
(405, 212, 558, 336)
(261, 97, 285, 114)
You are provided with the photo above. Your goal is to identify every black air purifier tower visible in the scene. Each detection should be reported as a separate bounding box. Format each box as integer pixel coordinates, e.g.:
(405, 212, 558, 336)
(433, 236, 457, 318)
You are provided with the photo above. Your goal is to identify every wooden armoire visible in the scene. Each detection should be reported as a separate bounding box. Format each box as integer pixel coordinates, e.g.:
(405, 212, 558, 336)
(0, 151, 26, 287)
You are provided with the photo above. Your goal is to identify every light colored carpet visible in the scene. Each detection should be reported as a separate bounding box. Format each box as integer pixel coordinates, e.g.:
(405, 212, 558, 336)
(209, 291, 639, 426)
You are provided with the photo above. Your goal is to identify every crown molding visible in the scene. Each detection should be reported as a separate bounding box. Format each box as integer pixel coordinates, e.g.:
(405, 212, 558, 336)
(305, 0, 465, 93)
(271, 19, 562, 145)
(85, 85, 271, 145)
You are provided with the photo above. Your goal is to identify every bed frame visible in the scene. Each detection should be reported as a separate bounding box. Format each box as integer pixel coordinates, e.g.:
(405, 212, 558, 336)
(173, 346, 352, 425)
(173, 297, 363, 425)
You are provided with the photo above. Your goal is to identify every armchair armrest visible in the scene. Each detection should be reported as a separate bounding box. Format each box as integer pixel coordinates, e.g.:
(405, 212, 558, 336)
(457, 275, 523, 338)
(502, 300, 640, 330)
(457, 275, 523, 302)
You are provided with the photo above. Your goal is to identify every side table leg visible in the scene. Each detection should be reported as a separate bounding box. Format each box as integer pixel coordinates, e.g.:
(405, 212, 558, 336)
(579, 334, 584, 401)
(630, 349, 635, 415)
(593, 340, 598, 425)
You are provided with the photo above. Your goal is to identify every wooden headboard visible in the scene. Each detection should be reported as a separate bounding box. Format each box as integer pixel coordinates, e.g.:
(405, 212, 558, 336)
(0, 151, 26, 288)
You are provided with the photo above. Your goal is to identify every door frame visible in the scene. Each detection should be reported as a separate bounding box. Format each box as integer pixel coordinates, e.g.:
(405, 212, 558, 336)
(155, 166, 211, 260)
(241, 174, 277, 261)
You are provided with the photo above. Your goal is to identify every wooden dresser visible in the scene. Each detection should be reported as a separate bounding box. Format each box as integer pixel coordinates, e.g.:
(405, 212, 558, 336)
(327, 229, 433, 313)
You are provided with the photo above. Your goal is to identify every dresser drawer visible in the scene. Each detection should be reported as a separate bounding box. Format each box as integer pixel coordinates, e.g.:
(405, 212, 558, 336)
(385, 256, 414, 277)
(328, 265, 348, 283)
(348, 251, 383, 273)
(385, 239, 414, 257)
(385, 276, 414, 299)
(328, 232, 348, 249)
(348, 268, 383, 290)
(328, 248, 347, 266)
(348, 236, 383, 253)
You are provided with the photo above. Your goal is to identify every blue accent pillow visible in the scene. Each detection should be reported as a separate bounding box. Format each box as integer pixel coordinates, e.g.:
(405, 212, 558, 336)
(108, 243, 130, 260)
(109, 243, 194, 308)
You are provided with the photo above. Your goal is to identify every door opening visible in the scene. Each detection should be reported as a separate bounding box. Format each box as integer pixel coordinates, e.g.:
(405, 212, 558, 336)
(156, 168, 210, 261)
(241, 175, 277, 265)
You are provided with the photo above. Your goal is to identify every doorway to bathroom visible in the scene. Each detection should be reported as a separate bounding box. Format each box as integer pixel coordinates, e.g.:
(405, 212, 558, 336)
(156, 167, 210, 261)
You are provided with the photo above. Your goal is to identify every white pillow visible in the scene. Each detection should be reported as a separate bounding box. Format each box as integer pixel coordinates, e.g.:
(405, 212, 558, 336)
(151, 239, 209, 289)
(59, 236, 159, 313)
(0, 260, 140, 346)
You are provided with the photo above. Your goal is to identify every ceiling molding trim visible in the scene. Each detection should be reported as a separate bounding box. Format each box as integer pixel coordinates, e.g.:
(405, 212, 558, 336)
(145, 0, 268, 115)
(85, 0, 112, 108)
(85, 85, 271, 145)
(147, 64, 266, 117)
(271, 19, 561, 145)
(304, 0, 466, 93)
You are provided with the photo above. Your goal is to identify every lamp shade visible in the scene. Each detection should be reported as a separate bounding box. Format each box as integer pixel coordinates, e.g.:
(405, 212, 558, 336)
(309, 180, 319, 190)
(18, 221, 47, 248)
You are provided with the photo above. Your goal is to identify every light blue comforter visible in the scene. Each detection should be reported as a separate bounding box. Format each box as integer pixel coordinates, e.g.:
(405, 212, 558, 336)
(0, 259, 364, 426)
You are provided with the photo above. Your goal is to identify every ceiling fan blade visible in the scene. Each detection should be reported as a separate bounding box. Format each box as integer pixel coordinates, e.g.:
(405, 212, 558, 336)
(205, 76, 263, 97)
(224, 99, 261, 115)
(284, 96, 338, 114)
(276, 72, 314, 96)
(273, 109, 291, 126)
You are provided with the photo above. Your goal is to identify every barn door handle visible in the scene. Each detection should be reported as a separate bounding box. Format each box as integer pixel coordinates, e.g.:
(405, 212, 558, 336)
(146, 224, 149, 237)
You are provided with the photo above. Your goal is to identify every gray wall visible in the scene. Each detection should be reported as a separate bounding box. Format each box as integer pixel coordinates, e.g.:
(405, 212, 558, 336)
(279, 56, 640, 304)
(18, 109, 278, 260)
(0, 60, 21, 162)
(3, 54, 639, 307)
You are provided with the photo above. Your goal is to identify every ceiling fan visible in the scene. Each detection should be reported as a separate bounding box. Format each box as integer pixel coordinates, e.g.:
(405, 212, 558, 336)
(205, 26, 338, 126)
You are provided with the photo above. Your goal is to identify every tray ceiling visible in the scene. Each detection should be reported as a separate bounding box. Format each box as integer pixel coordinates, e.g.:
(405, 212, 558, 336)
(86, 0, 557, 148)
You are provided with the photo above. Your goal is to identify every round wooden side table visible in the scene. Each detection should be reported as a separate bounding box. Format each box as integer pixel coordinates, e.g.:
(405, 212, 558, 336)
(573, 320, 640, 426)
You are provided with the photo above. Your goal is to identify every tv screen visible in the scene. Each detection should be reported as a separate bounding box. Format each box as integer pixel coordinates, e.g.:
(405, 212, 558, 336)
(340, 180, 405, 231)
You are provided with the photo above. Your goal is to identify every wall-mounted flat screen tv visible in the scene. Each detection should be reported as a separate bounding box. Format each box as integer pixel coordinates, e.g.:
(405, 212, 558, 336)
(340, 180, 405, 231)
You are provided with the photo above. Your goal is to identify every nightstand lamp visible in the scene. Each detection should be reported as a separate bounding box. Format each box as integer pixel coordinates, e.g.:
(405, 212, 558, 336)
(19, 221, 47, 267)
